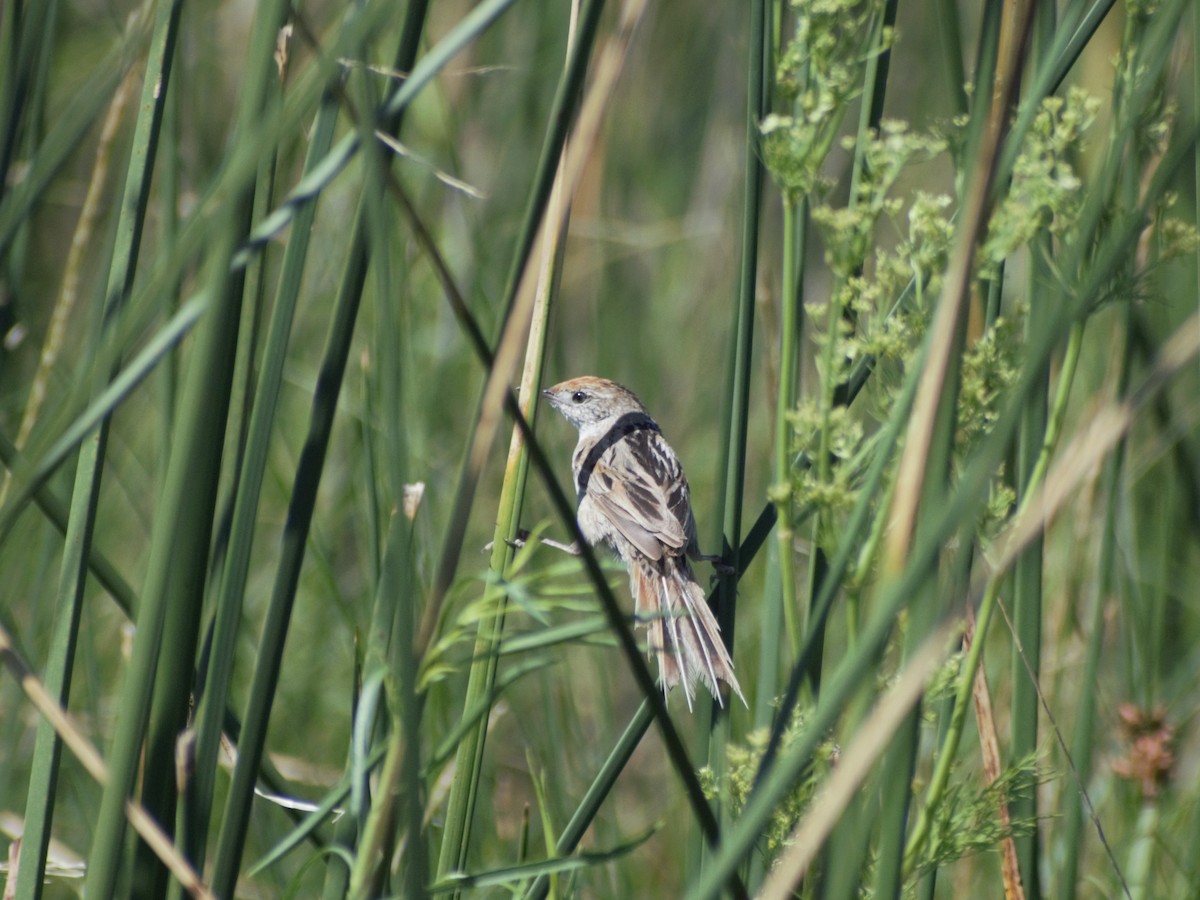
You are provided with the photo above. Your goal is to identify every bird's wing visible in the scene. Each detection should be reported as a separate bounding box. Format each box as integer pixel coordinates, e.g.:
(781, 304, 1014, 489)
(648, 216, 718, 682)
(585, 428, 692, 561)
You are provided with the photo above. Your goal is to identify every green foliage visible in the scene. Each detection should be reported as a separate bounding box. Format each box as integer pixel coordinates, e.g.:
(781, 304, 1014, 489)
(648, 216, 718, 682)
(813, 122, 948, 279)
(981, 88, 1099, 276)
(957, 312, 1023, 452)
(749, 0, 1200, 896)
(761, 0, 892, 202)
(775, 402, 864, 522)
(908, 758, 1039, 878)
(420, 550, 623, 690)
(699, 706, 837, 855)
(1152, 195, 1200, 263)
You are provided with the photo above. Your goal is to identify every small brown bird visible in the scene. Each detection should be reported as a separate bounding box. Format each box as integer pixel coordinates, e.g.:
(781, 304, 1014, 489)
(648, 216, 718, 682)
(542, 376, 745, 709)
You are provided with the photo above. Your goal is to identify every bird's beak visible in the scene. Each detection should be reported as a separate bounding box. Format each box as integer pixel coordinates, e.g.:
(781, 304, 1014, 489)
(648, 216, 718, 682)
(540, 389, 552, 399)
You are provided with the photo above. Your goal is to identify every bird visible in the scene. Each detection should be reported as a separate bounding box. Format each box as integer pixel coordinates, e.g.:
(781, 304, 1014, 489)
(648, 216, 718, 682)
(541, 376, 745, 710)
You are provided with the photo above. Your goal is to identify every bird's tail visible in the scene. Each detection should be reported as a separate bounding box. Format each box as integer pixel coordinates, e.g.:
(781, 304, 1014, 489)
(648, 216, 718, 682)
(631, 557, 746, 710)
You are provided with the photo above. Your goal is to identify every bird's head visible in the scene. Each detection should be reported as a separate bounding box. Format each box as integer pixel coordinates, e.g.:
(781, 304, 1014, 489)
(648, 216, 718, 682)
(541, 376, 647, 432)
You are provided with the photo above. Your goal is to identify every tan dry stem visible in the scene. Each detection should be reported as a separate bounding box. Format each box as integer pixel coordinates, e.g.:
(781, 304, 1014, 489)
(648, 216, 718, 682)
(964, 609, 1026, 900)
(0, 623, 214, 900)
(757, 620, 960, 899)
(0, 68, 138, 506)
(883, 0, 1036, 573)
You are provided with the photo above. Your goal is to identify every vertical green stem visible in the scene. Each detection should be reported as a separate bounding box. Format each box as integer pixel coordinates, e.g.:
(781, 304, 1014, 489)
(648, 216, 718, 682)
(751, 177, 805, 881)
(1055, 319, 1132, 900)
(1007, 7, 1053, 897)
(695, 0, 767, 886)
(714, 0, 768, 665)
(209, 213, 368, 898)
(774, 199, 804, 658)
(871, 392, 964, 898)
(348, 504, 425, 899)
(185, 81, 342, 877)
(907, 320, 1085, 876)
(86, 237, 245, 900)
(434, 2, 603, 884)
(132, 0, 296, 886)
(1009, 259, 1049, 900)
(15, 4, 181, 897)
(937, 0, 968, 118)
(1125, 802, 1159, 900)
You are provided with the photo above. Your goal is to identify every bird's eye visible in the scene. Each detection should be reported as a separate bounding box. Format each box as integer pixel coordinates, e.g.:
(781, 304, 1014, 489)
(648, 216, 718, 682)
(571, 390, 588, 404)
